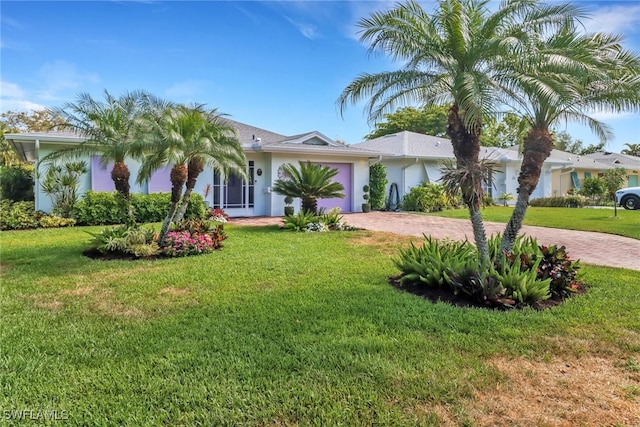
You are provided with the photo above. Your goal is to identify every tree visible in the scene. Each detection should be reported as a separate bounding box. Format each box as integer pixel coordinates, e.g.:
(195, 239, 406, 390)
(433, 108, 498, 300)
(365, 105, 448, 140)
(41, 90, 150, 225)
(41, 161, 88, 218)
(499, 21, 640, 252)
(621, 143, 640, 157)
(272, 161, 345, 214)
(137, 104, 246, 244)
(602, 168, 627, 217)
(0, 110, 66, 167)
(0, 110, 65, 133)
(480, 113, 530, 148)
(338, 0, 573, 262)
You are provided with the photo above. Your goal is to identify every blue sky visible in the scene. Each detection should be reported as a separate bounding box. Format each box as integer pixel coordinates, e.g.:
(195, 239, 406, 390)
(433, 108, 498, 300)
(1, 0, 639, 152)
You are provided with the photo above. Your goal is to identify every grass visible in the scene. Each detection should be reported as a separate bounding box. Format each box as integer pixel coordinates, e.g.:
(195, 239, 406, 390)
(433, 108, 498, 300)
(1, 225, 639, 425)
(427, 206, 640, 239)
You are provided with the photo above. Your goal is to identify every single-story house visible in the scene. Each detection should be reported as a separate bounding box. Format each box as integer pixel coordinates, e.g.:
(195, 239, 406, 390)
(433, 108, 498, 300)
(542, 149, 640, 195)
(6, 120, 380, 217)
(582, 152, 640, 187)
(352, 131, 566, 204)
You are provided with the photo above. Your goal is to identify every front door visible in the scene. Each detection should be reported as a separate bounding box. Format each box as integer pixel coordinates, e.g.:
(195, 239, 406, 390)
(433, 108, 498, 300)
(213, 161, 255, 217)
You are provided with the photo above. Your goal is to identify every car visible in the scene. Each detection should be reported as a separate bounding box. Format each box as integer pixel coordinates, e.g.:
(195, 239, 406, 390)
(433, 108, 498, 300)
(615, 186, 640, 210)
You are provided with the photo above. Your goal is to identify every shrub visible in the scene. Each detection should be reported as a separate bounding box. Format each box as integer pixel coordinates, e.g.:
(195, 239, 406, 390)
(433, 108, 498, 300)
(0, 200, 38, 230)
(74, 191, 208, 225)
(0, 165, 34, 202)
(87, 225, 159, 258)
(402, 182, 458, 212)
(283, 210, 317, 231)
(40, 161, 87, 218)
(163, 219, 227, 257)
(394, 234, 584, 308)
(39, 215, 76, 228)
(369, 163, 388, 210)
(530, 195, 588, 208)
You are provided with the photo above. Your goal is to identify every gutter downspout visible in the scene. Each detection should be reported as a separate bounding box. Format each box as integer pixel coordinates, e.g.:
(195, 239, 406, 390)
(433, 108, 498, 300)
(34, 139, 40, 211)
(400, 158, 419, 199)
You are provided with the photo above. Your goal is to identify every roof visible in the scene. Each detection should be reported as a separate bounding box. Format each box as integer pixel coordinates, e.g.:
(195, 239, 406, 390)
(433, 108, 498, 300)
(5, 120, 383, 163)
(544, 148, 613, 170)
(354, 131, 552, 163)
(582, 152, 640, 169)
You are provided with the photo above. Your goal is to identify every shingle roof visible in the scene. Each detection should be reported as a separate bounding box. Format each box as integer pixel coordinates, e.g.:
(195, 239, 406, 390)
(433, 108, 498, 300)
(582, 152, 640, 168)
(545, 148, 615, 170)
(354, 131, 536, 162)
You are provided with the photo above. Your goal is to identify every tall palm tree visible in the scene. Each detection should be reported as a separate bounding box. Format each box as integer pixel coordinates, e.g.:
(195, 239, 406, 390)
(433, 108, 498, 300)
(272, 161, 345, 214)
(137, 104, 246, 244)
(499, 24, 640, 252)
(337, 0, 577, 262)
(621, 143, 640, 157)
(42, 90, 149, 224)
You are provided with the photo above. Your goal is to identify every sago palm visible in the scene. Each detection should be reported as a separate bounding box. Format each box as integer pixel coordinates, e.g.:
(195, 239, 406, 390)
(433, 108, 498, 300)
(137, 104, 246, 244)
(337, 0, 579, 262)
(499, 23, 640, 252)
(272, 161, 345, 214)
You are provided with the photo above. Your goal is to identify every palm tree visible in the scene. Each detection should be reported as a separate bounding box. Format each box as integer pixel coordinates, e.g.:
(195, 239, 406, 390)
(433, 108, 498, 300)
(42, 90, 149, 224)
(137, 104, 246, 244)
(272, 161, 345, 214)
(499, 23, 640, 252)
(337, 0, 577, 262)
(621, 143, 640, 157)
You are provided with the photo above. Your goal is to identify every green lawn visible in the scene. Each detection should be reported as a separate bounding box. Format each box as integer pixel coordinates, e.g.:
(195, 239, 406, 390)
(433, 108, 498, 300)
(427, 206, 640, 239)
(1, 225, 639, 425)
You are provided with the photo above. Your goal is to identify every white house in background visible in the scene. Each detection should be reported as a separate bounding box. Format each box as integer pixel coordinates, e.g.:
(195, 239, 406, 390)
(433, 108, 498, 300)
(352, 131, 566, 204)
(6, 119, 379, 216)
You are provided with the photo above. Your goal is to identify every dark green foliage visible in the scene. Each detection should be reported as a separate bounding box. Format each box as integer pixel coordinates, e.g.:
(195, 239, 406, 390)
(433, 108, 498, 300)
(530, 196, 588, 208)
(579, 177, 607, 202)
(0, 200, 38, 230)
(171, 218, 215, 235)
(401, 182, 460, 212)
(87, 225, 159, 257)
(74, 191, 207, 225)
(395, 234, 584, 308)
(0, 165, 34, 202)
(364, 105, 449, 139)
(283, 210, 317, 231)
(74, 191, 127, 225)
(369, 163, 388, 210)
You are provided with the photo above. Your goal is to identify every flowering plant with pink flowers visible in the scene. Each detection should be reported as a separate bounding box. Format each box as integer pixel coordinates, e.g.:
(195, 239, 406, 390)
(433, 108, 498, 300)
(162, 218, 228, 257)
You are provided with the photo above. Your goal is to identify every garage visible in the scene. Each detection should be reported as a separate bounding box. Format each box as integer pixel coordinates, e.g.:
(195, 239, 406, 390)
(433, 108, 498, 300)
(315, 162, 352, 212)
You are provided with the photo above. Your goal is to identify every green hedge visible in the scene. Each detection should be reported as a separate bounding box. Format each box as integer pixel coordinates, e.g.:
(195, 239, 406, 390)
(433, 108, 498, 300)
(0, 165, 34, 202)
(74, 191, 207, 225)
(401, 182, 461, 212)
(529, 195, 589, 208)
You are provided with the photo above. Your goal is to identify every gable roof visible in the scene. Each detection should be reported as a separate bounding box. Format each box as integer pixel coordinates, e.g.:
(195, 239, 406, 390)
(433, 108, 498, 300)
(544, 148, 613, 170)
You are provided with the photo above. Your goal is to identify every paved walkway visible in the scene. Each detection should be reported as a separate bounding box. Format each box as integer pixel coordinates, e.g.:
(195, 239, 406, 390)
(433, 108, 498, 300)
(232, 212, 640, 271)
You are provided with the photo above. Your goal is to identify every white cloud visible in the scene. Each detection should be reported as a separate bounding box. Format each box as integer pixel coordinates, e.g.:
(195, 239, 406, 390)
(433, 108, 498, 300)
(0, 80, 47, 112)
(36, 60, 100, 101)
(285, 16, 319, 40)
(586, 4, 640, 35)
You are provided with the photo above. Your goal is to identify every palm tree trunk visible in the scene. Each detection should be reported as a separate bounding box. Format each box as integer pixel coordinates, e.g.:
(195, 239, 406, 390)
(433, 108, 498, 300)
(501, 127, 554, 253)
(159, 164, 187, 246)
(173, 158, 204, 223)
(447, 103, 489, 262)
(302, 197, 317, 214)
(111, 162, 135, 226)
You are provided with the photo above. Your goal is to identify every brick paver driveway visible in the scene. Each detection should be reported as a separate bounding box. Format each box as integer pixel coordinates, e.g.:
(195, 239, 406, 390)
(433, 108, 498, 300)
(233, 211, 640, 271)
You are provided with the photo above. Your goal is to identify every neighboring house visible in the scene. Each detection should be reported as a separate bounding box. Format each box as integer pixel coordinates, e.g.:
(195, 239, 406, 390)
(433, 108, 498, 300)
(543, 150, 640, 195)
(6, 120, 379, 217)
(544, 149, 612, 195)
(582, 152, 640, 188)
(352, 131, 564, 204)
